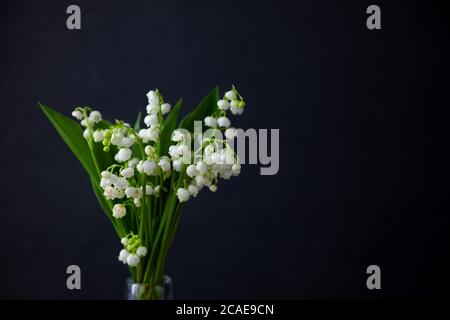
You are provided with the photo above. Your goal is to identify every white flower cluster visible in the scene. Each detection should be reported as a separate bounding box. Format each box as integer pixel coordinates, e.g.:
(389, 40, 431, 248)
(71, 86, 246, 267)
(118, 234, 148, 267)
(71, 108, 103, 140)
(72, 90, 174, 216)
(174, 87, 245, 203)
(137, 90, 171, 143)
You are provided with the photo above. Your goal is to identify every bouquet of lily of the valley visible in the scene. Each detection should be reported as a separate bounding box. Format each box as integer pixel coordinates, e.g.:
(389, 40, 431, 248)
(40, 86, 246, 299)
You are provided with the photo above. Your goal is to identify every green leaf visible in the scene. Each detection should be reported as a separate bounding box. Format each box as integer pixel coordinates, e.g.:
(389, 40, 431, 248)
(159, 98, 182, 156)
(39, 102, 99, 182)
(91, 178, 123, 237)
(130, 112, 143, 159)
(179, 87, 219, 133)
(134, 111, 142, 131)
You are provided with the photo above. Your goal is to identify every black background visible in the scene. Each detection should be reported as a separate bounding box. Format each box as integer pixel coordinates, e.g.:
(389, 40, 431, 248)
(0, 0, 449, 299)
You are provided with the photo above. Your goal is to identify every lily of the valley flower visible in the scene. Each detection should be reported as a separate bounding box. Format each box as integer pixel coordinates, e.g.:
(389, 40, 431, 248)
(176, 188, 190, 202)
(113, 204, 127, 219)
(115, 148, 132, 162)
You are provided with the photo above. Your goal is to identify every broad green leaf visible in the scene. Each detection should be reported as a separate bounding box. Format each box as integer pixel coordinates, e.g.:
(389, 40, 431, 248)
(39, 102, 99, 183)
(159, 98, 182, 156)
(130, 141, 143, 160)
(179, 87, 219, 133)
(134, 111, 142, 131)
(130, 112, 143, 159)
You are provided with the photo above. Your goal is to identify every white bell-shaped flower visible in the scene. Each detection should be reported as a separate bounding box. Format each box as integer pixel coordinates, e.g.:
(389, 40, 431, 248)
(225, 90, 237, 100)
(158, 156, 171, 172)
(118, 249, 129, 264)
(128, 158, 139, 168)
(171, 129, 185, 142)
(114, 177, 129, 190)
(115, 148, 132, 162)
(196, 161, 208, 175)
(172, 159, 183, 171)
(176, 188, 190, 202)
(136, 246, 148, 257)
(127, 254, 140, 267)
(144, 114, 159, 127)
(161, 103, 171, 115)
(230, 105, 244, 115)
(112, 204, 127, 219)
(121, 167, 134, 178)
(204, 116, 217, 127)
(188, 185, 199, 197)
(146, 90, 159, 105)
(89, 110, 102, 123)
(83, 129, 89, 140)
(147, 104, 159, 115)
(217, 117, 231, 128)
(72, 110, 83, 120)
(142, 160, 158, 176)
(217, 99, 230, 110)
(93, 130, 104, 142)
(186, 164, 199, 177)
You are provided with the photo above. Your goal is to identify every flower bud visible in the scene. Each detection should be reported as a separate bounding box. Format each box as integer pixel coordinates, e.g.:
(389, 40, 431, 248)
(83, 129, 89, 140)
(161, 103, 171, 115)
(225, 90, 237, 100)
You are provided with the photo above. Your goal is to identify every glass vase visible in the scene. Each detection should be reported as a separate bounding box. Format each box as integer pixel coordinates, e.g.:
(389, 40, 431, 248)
(125, 275, 173, 300)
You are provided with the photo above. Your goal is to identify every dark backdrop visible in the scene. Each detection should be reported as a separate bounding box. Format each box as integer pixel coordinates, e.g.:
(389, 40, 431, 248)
(0, 0, 449, 299)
